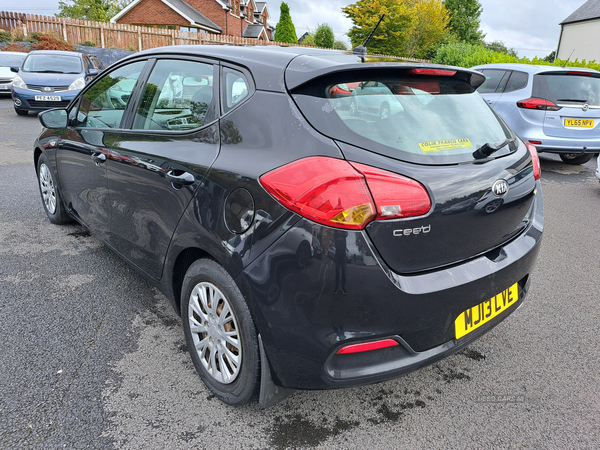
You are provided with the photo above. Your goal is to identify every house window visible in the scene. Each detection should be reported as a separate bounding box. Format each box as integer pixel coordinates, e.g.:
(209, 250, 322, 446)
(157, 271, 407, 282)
(179, 27, 198, 33)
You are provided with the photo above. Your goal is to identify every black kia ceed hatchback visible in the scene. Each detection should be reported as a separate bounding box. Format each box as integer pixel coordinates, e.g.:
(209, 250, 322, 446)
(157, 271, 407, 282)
(34, 45, 543, 406)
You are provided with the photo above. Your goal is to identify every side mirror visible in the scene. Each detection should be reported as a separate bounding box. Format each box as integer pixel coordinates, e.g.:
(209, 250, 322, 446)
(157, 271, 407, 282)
(10, 66, 19, 73)
(39, 109, 69, 129)
(88, 68, 99, 76)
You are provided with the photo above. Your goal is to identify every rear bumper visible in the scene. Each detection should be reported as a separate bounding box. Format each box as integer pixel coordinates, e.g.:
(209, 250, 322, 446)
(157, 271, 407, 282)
(513, 121, 600, 154)
(238, 182, 544, 390)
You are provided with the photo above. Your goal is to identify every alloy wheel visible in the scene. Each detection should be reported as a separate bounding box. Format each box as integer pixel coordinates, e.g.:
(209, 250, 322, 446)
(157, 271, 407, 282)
(39, 163, 57, 215)
(188, 282, 242, 384)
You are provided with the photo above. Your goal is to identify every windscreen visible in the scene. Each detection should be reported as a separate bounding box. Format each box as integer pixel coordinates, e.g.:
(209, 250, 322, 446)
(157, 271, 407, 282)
(0, 53, 27, 67)
(22, 54, 82, 74)
(292, 71, 515, 164)
(532, 72, 600, 106)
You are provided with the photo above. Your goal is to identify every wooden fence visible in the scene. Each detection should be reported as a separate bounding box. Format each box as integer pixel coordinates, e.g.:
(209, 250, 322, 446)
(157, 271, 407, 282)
(0, 10, 429, 62)
(0, 10, 305, 51)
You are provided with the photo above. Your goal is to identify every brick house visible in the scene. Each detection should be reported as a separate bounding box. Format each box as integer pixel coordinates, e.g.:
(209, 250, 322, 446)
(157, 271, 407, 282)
(111, 0, 274, 40)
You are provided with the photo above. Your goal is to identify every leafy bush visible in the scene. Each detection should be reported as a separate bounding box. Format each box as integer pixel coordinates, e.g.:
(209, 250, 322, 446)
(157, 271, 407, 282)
(333, 40, 348, 51)
(32, 34, 76, 51)
(300, 34, 315, 47)
(433, 42, 600, 71)
(314, 24, 334, 49)
(0, 30, 11, 42)
(80, 40, 96, 47)
(432, 42, 519, 67)
(2, 43, 30, 53)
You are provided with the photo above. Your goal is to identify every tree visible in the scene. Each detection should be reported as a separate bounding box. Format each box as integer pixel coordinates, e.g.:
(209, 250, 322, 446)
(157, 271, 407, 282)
(301, 34, 316, 46)
(342, 0, 449, 58)
(544, 50, 556, 63)
(484, 40, 518, 57)
(333, 40, 348, 50)
(56, 0, 129, 22)
(443, 0, 485, 44)
(314, 24, 335, 49)
(274, 2, 298, 44)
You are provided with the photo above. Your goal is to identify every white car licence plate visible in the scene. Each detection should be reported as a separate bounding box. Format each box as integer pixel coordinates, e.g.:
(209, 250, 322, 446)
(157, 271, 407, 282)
(34, 95, 61, 101)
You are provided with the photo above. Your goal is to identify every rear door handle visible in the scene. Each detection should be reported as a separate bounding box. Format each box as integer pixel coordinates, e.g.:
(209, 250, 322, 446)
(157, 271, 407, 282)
(165, 170, 195, 185)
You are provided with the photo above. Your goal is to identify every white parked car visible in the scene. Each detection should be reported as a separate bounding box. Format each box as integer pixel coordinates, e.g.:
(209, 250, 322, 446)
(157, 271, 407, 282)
(0, 51, 27, 94)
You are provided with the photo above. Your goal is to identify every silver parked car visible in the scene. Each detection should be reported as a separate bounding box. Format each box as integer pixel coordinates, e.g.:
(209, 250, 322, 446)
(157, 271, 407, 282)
(0, 51, 27, 95)
(473, 63, 600, 164)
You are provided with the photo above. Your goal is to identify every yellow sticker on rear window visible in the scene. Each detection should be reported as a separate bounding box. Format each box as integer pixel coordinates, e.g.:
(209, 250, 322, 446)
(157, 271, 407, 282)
(419, 138, 472, 153)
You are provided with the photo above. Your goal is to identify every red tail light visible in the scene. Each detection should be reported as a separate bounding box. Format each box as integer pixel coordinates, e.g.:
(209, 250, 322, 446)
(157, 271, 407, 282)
(566, 71, 592, 76)
(407, 68, 456, 76)
(526, 142, 541, 180)
(336, 338, 399, 355)
(517, 98, 561, 111)
(260, 157, 431, 230)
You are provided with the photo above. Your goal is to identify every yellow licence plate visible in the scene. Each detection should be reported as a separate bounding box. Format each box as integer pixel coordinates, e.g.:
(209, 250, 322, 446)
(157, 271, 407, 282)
(455, 283, 519, 339)
(564, 118, 595, 128)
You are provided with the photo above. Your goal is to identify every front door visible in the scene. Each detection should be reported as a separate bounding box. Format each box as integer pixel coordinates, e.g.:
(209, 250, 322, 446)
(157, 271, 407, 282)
(57, 61, 147, 240)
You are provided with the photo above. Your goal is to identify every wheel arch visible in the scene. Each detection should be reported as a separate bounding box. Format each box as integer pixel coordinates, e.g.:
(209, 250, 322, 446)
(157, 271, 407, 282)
(33, 147, 43, 173)
(169, 247, 214, 316)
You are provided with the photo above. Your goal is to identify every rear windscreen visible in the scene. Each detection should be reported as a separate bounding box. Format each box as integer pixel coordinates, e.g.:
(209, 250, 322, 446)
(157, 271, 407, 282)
(292, 72, 515, 164)
(532, 73, 600, 106)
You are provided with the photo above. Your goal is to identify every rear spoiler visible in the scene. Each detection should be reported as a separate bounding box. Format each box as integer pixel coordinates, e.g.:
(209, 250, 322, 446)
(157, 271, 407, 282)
(285, 55, 486, 91)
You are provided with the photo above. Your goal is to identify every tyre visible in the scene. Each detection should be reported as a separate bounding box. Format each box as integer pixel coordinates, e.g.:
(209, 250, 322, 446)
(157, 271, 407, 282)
(181, 259, 260, 405)
(37, 153, 72, 224)
(559, 153, 593, 165)
(379, 103, 390, 120)
(14, 107, 28, 116)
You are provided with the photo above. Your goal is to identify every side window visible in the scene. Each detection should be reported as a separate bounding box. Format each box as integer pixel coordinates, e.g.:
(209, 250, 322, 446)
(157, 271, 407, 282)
(504, 71, 528, 93)
(477, 70, 509, 94)
(76, 60, 146, 129)
(223, 68, 250, 113)
(132, 59, 215, 131)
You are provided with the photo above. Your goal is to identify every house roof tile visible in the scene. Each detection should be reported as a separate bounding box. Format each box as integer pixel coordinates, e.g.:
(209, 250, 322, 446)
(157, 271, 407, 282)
(561, 0, 600, 25)
(243, 24, 267, 39)
(165, 0, 222, 31)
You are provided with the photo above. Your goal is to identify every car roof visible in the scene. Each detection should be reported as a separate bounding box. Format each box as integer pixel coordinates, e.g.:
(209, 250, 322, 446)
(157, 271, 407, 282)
(123, 45, 485, 93)
(0, 51, 28, 57)
(472, 63, 600, 75)
(27, 50, 84, 58)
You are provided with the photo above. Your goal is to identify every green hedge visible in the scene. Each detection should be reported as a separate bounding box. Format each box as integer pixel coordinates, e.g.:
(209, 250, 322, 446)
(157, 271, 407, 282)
(432, 42, 600, 71)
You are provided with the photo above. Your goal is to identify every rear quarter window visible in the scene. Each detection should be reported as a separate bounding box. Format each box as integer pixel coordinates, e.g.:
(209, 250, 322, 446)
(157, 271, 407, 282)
(477, 70, 509, 94)
(504, 71, 528, 92)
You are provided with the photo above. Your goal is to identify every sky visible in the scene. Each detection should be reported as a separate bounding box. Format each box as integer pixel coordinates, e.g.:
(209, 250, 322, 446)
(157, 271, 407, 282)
(3, 0, 588, 59)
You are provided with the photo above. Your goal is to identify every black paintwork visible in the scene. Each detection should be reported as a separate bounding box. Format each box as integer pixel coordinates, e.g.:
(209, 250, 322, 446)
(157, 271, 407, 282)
(33, 45, 543, 392)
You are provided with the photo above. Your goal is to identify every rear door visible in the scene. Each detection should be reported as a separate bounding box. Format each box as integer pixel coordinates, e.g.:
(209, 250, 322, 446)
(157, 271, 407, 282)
(535, 71, 600, 139)
(107, 57, 221, 279)
(476, 69, 510, 107)
(490, 70, 529, 119)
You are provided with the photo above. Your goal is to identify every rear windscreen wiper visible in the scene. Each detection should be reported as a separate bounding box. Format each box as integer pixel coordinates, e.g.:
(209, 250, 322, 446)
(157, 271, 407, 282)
(473, 138, 515, 160)
(557, 98, 587, 102)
